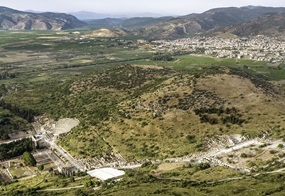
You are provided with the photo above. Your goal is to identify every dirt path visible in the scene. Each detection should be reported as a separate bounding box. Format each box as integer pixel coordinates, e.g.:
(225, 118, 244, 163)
(37, 185, 84, 192)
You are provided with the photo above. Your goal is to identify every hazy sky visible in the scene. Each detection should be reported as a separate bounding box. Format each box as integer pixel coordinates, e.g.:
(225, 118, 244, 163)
(1, 0, 285, 15)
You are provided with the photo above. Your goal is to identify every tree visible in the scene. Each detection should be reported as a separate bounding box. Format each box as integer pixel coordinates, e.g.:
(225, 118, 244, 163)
(278, 144, 284, 149)
(195, 162, 210, 171)
(22, 151, 36, 166)
(84, 180, 94, 188)
(186, 135, 196, 143)
(38, 165, 44, 171)
(240, 153, 248, 158)
(195, 163, 211, 171)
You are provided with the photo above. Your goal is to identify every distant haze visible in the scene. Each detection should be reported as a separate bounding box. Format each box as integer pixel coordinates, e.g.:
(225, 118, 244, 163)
(1, 0, 285, 16)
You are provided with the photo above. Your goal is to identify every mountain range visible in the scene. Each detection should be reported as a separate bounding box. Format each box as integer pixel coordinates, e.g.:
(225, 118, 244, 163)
(0, 6, 86, 30)
(211, 12, 285, 37)
(69, 11, 165, 20)
(1, 6, 285, 38)
(135, 6, 285, 38)
(85, 6, 285, 38)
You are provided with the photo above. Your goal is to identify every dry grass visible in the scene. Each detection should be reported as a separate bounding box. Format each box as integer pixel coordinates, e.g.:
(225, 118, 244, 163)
(155, 162, 187, 172)
(103, 72, 285, 160)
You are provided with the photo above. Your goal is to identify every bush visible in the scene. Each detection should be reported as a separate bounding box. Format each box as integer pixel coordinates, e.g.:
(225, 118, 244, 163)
(141, 121, 148, 128)
(240, 153, 248, 158)
(278, 144, 284, 149)
(195, 162, 210, 171)
(141, 161, 152, 168)
(37, 165, 44, 171)
(186, 135, 196, 143)
(84, 180, 94, 188)
(270, 150, 277, 154)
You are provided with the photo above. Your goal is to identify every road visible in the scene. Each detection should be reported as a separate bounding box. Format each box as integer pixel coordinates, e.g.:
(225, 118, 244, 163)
(37, 185, 84, 192)
(47, 139, 84, 171)
(197, 139, 264, 162)
(0, 136, 32, 145)
(118, 164, 142, 169)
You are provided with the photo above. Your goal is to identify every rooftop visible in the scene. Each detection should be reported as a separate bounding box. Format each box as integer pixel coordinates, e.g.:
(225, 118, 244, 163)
(87, 168, 125, 181)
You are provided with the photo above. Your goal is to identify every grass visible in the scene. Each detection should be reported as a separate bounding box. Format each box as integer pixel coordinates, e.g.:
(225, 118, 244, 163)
(0, 171, 92, 195)
(2, 163, 285, 196)
(4, 54, 284, 160)
(134, 54, 285, 80)
(134, 54, 267, 68)
(94, 165, 285, 196)
(153, 163, 241, 181)
(9, 165, 36, 179)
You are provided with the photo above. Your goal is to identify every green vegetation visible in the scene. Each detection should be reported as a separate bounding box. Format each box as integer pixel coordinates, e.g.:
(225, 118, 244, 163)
(0, 138, 33, 160)
(0, 106, 31, 140)
(37, 164, 44, 171)
(93, 164, 285, 196)
(0, 30, 285, 195)
(0, 171, 95, 195)
(152, 54, 174, 61)
(2, 161, 285, 196)
(278, 144, 284, 149)
(22, 151, 36, 166)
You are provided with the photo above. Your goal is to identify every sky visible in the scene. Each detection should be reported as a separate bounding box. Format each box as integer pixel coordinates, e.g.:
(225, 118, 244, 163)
(1, 0, 285, 15)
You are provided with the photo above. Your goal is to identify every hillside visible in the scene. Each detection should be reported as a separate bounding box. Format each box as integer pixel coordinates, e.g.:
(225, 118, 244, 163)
(86, 28, 130, 37)
(91, 6, 285, 39)
(86, 16, 173, 28)
(1, 30, 285, 194)
(102, 66, 285, 159)
(50, 65, 285, 160)
(211, 12, 285, 37)
(142, 6, 285, 38)
(0, 6, 86, 30)
(186, 6, 285, 27)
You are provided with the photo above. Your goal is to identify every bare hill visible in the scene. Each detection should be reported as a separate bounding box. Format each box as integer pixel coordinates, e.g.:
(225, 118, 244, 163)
(0, 6, 86, 30)
(87, 28, 130, 37)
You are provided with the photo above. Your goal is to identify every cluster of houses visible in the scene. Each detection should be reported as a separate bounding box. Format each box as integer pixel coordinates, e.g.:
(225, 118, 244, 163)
(151, 35, 285, 63)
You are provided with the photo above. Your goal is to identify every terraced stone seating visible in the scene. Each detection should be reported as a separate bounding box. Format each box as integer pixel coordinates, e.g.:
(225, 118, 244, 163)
(53, 118, 80, 135)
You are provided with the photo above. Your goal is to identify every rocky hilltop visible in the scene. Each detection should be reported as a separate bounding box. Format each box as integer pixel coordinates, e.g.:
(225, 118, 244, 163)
(0, 6, 86, 30)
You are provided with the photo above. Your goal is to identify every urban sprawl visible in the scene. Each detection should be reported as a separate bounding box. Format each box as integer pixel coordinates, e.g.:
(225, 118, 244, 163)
(152, 35, 285, 63)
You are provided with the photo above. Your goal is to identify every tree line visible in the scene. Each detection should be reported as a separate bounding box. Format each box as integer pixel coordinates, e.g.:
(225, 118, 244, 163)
(0, 100, 39, 123)
(0, 138, 33, 160)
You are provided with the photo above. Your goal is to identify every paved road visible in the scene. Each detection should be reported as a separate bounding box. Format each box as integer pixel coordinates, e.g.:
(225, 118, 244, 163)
(118, 164, 142, 169)
(197, 139, 263, 162)
(0, 136, 32, 145)
(47, 139, 84, 171)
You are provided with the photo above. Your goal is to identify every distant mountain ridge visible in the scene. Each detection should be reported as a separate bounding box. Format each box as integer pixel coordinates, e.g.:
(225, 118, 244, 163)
(211, 12, 285, 37)
(1, 5, 285, 37)
(69, 11, 113, 20)
(138, 6, 285, 38)
(86, 17, 173, 28)
(85, 6, 285, 39)
(0, 6, 86, 30)
(69, 11, 165, 20)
